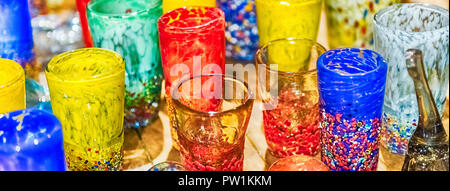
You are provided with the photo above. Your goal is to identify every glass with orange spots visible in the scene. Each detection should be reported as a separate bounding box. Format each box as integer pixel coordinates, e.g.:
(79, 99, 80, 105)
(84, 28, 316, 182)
(171, 75, 253, 171)
(158, 7, 226, 150)
(324, 0, 400, 49)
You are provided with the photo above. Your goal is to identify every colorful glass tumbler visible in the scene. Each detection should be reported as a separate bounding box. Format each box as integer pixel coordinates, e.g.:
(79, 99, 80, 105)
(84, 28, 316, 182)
(324, 0, 400, 49)
(374, 3, 449, 155)
(255, 0, 322, 45)
(162, 0, 216, 13)
(218, 0, 259, 61)
(0, 59, 25, 114)
(0, 109, 66, 171)
(158, 7, 226, 149)
(317, 48, 388, 171)
(45, 48, 125, 171)
(75, 0, 93, 48)
(0, 0, 39, 79)
(172, 75, 253, 171)
(257, 38, 326, 158)
(87, 0, 164, 129)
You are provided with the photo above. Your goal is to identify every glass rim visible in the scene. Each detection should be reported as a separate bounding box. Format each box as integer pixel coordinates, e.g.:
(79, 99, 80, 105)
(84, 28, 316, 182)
(317, 48, 387, 78)
(0, 58, 25, 90)
(158, 6, 225, 33)
(256, 37, 327, 77)
(374, 3, 449, 35)
(45, 48, 125, 83)
(87, 0, 162, 19)
(171, 74, 254, 117)
(256, 0, 323, 6)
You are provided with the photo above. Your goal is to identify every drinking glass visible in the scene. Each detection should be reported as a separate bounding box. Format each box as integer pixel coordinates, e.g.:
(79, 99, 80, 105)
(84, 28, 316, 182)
(0, 59, 25, 114)
(218, 0, 259, 61)
(255, 0, 322, 45)
(317, 48, 388, 171)
(374, 3, 449, 155)
(158, 7, 226, 149)
(172, 75, 253, 171)
(0, 109, 66, 171)
(324, 0, 400, 49)
(87, 0, 164, 128)
(46, 48, 125, 171)
(257, 38, 326, 158)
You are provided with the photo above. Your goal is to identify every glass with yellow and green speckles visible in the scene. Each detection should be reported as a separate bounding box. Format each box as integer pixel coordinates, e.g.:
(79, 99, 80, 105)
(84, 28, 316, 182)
(45, 48, 125, 171)
(324, 0, 400, 49)
(87, 0, 164, 129)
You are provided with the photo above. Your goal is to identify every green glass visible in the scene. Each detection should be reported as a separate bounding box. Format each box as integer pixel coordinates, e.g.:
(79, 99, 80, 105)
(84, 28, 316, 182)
(87, 0, 163, 128)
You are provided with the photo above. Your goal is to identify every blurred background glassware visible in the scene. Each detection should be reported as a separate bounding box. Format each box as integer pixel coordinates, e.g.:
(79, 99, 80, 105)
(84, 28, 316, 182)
(45, 48, 125, 171)
(148, 161, 188, 171)
(374, 3, 449, 155)
(218, 0, 259, 61)
(87, 0, 164, 129)
(257, 38, 326, 158)
(0, 108, 66, 171)
(158, 7, 226, 150)
(268, 155, 329, 171)
(255, 0, 322, 46)
(172, 75, 253, 171)
(324, 0, 400, 49)
(0, 59, 26, 115)
(75, 0, 93, 48)
(402, 49, 449, 171)
(0, 0, 39, 80)
(162, 0, 216, 13)
(317, 48, 387, 171)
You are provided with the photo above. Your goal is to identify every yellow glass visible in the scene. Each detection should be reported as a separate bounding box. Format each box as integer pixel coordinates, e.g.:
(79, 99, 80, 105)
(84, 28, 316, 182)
(255, 0, 323, 45)
(0, 59, 25, 114)
(162, 0, 216, 13)
(45, 48, 125, 171)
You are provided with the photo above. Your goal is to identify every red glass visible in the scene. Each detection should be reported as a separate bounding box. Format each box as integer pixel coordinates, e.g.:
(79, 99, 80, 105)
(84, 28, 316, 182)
(76, 0, 93, 47)
(158, 7, 226, 149)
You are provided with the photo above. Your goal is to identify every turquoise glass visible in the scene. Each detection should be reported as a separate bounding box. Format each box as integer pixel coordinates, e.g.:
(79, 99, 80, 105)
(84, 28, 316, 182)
(87, 0, 163, 128)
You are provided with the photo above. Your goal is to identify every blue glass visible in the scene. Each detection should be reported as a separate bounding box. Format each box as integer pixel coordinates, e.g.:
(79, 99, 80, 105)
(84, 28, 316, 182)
(317, 48, 387, 171)
(0, 0, 34, 68)
(0, 109, 66, 171)
(148, 161, 187, 171)
(218, 0, 259, 61)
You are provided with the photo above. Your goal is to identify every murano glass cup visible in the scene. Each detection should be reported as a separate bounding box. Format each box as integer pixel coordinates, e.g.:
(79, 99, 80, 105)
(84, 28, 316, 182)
(218, 0, 259, 61)
(162, 0, 216, 13)
(87, 0, 164, 128)
(45, 48, 125, 171)
(317, 48, 388, 171)
(0, 59, 25, 114)
(257, 38, 326, 158)
(374, 3, 449, 155)
(0, 109, 66, 171)
(324, 0, 400, 49)
(172, 74, 254, 171)
(158, 7, 226, 150)
(0, 0, 39, 80)
(75, 0, 93, 47)
(255, 0, 322, 45)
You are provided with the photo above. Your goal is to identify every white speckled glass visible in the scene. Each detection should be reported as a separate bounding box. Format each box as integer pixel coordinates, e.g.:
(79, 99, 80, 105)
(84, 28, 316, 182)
(374, 3, 449, 155)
